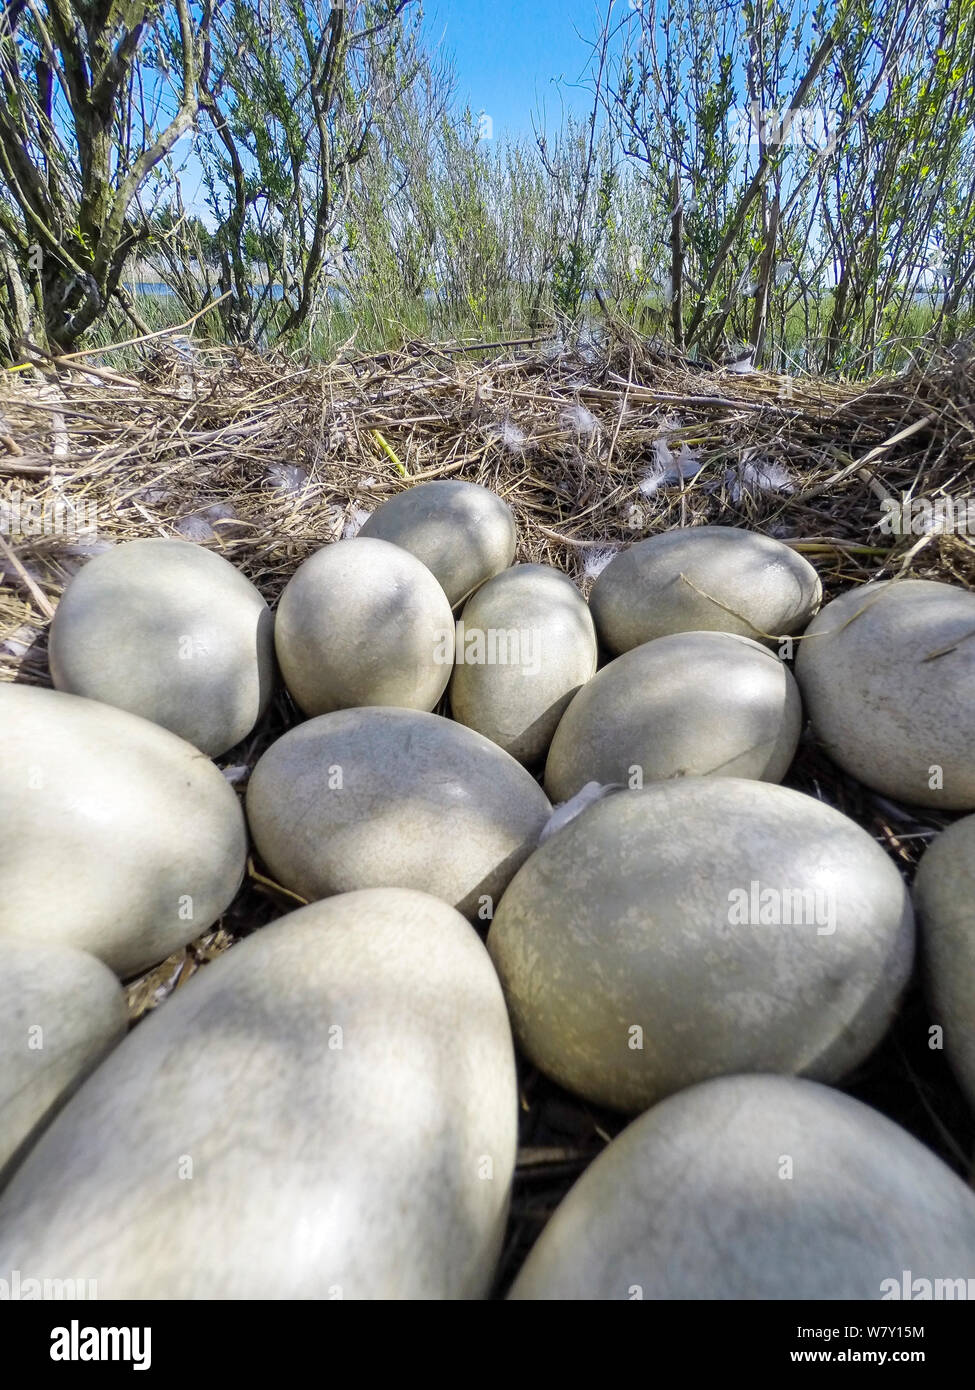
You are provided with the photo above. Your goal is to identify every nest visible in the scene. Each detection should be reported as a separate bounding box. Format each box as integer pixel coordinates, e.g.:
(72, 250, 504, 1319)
(2, 329, 974, 1289)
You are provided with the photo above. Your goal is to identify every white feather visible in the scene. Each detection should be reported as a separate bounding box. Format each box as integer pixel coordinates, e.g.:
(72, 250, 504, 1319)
(639, 466, 666, 498)
(539, 781, 624, 844)
(499, 419, 527, 451)
(0, 622, 40, 658)
(137, 486, 172, 505)
(266, 463, 310, 497)
(653, 438, 675, 469)
(724, 458, 795, 502)
(582, 545, 618, 578)
(561, 404, 599, 436)
(175, 513, 216, 542)
(485, 418, 526, 452)
(641, 440, 703, 494)
(204, 501, 238, 524)
(342, 505, 372, 539)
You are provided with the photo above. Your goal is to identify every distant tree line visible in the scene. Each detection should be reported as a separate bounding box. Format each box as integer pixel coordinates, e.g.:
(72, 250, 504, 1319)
(1, 0, 973, 375)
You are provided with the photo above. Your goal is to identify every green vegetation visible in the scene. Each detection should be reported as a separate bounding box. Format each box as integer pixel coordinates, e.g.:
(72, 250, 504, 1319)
(1, 1, 974, 374)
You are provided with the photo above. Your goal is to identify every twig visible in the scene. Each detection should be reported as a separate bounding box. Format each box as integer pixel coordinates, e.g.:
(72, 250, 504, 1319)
(50, 291, 233, 363)
(0, 532, 56, 619)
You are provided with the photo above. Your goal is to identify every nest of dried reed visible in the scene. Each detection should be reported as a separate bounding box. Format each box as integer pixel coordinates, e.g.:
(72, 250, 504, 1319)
(2, 327, 974, 1287)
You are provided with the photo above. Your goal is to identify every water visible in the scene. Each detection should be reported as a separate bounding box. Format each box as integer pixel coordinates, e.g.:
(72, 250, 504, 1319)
(123, 282, 341, 303)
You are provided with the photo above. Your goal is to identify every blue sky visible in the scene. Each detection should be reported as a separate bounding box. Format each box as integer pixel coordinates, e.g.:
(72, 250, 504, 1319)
(421, 0, 604, 139)
(173, 0, 607, 215)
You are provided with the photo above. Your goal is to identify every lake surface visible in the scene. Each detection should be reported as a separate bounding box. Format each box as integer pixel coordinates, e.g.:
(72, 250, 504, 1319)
(125, 281, 308, 302)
